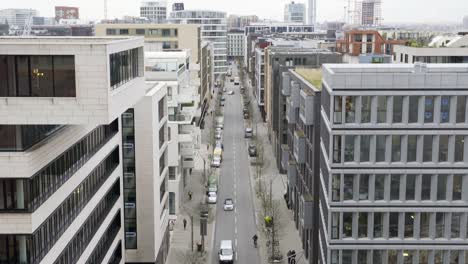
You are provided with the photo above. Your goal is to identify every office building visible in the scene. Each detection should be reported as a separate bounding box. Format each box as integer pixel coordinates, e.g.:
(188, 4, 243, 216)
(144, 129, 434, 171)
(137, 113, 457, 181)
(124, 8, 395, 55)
(55, 6, 79, 22)
(284, 1, 306, 24)
(0, 36, 147, 263)
(308, 0, 316, 25)
(169, 10, 228, 77)
(140, 1, 167, 23)
(394, 45, 468, 64)
(227, 29, 245, 59)
(360, 0, 382, 26)
(318, 63, 468, 264)
(227, 15, 259, 29)
(0, 8, 38, 27)
(172, 2, 185, 12)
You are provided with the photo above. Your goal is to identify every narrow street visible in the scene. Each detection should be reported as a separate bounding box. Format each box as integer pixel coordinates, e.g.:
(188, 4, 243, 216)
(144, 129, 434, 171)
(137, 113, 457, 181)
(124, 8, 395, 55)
(211, 63, 261, 264)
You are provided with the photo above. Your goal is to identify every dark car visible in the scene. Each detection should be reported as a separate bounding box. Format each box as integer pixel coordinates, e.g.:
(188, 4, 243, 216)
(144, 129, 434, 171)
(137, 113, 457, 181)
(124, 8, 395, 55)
(248, 144, 257, 157)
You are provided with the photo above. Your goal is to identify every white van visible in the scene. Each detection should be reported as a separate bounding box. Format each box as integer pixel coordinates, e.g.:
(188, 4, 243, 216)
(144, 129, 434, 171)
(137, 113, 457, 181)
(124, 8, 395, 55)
(234, 77, 240, 85)
(219, 240, 234, 263)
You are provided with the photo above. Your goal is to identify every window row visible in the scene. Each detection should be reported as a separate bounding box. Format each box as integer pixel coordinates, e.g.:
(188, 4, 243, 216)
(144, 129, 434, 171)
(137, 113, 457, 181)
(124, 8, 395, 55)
(332, 134, 467, 164)
(0, 125, 61, 152)
(54, 182, 120, 264)
(332, 95, 468, 125)
(0, 120, 118, 212)
(0, 55, 76, 97)
(110, 48, 140, 90)
(330, 211, 468, 240)
(330, 249, 468, 264)
(85, 214, 121, 264)
(331, 174, 466, 202)
(29, 148, 119, 264)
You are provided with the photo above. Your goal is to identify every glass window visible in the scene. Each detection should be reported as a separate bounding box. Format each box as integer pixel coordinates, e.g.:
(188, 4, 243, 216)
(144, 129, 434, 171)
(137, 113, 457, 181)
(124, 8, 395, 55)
(360, 135, 370, 162)
(390, 175, 400, 200)
(436, 213, 445, 238)
(408, 96, 419, 123)
(424, 96, 435, 123)
(407, 135, 417, 162)
(30, 56, 54, 97)
(454, 136, 465, 162)
(406, 174, 416, 201)
(374, 212, 384, 238)
(388, 250, 398, 263)
(330, 250, 339, 264)
(393, 96, 403, 123)
(361, 96, 372, 123)
(373, 250, 384, 263)
(420, 212, 430, 238)
(440, 96, 451, 123)
(333, 136, 342, 163)
(391, 135, 401, 162)
(135, 28, 145, 35)
(359, 174, 369, 200)
(331, 212, 340, 239)
(16, 56, 30, 96)
(342, 250, 353, 264)
(389, 212, 399, 238)
(110, 48, 140, 90)
(376, 135, 386, 162)
(53, 56, 76, 97)
(377, 96, 387, 123)
(449, 251, 461, 264)
(345, 96, 356, 123)
(423, 135, 433, 162)
(452, 175, 463, 201)
(343, 212, 353, 238)
(332, 174, 341, 201)
(456, 96, 466, 123)
(334, 96, 343, 124)
(343, 174, 354, 200)
(437, 175, 447, 200)
(374, 174, 385, 200)
(421, 174, 432, 200)
(357, 250, 367, 264)
(403, 250, 415, 264)
(419, 250, 429, 264)
(404, 213, 415, 238)
(439, 135, 449, 162)
(451, 213, 462, 238)
(344, 136, 355, 162)
(358, 212, 368, 238)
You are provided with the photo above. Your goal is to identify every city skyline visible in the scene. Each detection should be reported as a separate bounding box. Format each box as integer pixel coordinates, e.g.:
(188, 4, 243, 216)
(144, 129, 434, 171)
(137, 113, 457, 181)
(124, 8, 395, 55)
(1, 0, 467, 23)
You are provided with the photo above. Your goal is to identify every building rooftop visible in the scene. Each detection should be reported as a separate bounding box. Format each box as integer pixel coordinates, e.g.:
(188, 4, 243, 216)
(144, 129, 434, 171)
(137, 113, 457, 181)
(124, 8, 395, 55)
(294, 68, 322, 90)
(0, 36, 144, 45)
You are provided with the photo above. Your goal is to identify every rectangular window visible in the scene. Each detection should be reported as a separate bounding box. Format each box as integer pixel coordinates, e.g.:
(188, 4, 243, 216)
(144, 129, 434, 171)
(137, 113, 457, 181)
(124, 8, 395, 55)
(16, 56, 30, 96)
(374, 213, 383, 238)
(110, 48, 140, 90)
(343, 174, 354, 200)
(344, 136, 355, 162)
(424, 96, 434, 123)
(334, 96, 343, 124)
(390, 175, 400, 200)
(342, 212, 353, 238)
(408, 96, 419, 123)
(377, 96, 387, 123)
(332, 174, 341, 201)
(421, 174, 432, 200)
(455, 136, 464, 162)
(452, 175, 463, 201)
(389, 212, 399, 238)
(359, 174, 369, 200)
(358, 212, 368, 238)
(440, 96, 450, 123)
(342, 250, 353, 264)
(423, 135, 433, 162)
(451, 213, 462, 238)
(361, 96, 371, 123)
(30, 56, 54, 97)
(391, 135, 401, 162)
(393, 96, 403, 123)
(420, 212, 430, 238)
(456, 96, 466, 123)
(376, 135, 386, 162)
(53, 56, 76, 97)
(436, 213, 445, 238)
(439, 135, 449, 162)
(373, 250, 384, 263)
(345, 96, 356, 123)
(404, 213, 415, 238)
(437, 175, 447, 200)
(331, 212, 340, 239)
(405, 174, 416, 201)
(135, 28, 145, 35)
(374, 174, 385, 200)
(360, 135, 370, 162)
(407, 135, 417, 162)
(357, 251, 367, 264)
(333, 136, 342, 163)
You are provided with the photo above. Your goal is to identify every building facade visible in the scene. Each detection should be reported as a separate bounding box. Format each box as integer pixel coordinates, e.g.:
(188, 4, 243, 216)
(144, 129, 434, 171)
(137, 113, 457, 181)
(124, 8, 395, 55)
(308, 0, 316, 25)
(227, 30, 245, 59)
(284, 1, 306, 24)
(0, 8, 38, 27)
(55, 6, 79, 22)
(140, 1, 167, 23)
(227, 14, 259, 29)
(169, 10, 228, 77)
(319, 64, 468, 264)
(394, 45, 468, 64)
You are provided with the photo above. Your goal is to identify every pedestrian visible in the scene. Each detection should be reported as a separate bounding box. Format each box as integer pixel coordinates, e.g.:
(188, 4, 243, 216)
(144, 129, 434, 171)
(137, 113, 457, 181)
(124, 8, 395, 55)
(188, 191, 193, 200)
(183, 218, 187, 230)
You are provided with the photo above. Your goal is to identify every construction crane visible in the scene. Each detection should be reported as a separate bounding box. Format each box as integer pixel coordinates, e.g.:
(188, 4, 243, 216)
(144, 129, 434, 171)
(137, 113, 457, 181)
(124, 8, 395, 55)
(22, 9, 34, 36)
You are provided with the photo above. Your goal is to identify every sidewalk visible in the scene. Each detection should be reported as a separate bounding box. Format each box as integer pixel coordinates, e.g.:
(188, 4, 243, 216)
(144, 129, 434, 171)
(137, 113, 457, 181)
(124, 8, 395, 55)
(241, 67, 306, 263)
(166, 89, 218, 264)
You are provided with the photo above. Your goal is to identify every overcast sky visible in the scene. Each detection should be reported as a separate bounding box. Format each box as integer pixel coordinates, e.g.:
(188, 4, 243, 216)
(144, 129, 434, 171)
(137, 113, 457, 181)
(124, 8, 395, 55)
(2, 0, 467, 23)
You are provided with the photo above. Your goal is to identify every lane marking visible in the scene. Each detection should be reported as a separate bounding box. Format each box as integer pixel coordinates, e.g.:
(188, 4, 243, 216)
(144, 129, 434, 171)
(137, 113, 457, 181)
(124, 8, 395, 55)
(235, 226, 238, 234)
(235, 239, 238, 247)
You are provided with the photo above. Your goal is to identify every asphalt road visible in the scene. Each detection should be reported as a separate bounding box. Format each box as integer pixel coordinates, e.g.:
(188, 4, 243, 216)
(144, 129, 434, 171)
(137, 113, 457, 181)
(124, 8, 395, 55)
(211, 63, 260, 264)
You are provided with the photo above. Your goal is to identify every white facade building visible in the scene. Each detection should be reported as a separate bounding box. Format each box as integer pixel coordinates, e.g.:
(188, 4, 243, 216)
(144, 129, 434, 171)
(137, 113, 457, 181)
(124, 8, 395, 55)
(227, 31, 245, 58)
(284, 1, 306, 24)
(308, 0, 316, 25)
(140, 1, 167, 23)
(254, 48, 265, 108)
(169, 10, 227, 77)
(145, 50, 200, 218)
(0, 8, 38, 27)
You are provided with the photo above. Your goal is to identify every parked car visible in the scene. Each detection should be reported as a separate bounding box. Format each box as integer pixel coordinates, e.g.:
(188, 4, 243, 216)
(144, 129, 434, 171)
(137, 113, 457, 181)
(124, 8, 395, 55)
(221, 96, 226, 101)
(220, 101, 225, 107)
(223, 198, 234, 211)
(248, 144, 257, 157)
(243, 112, 250, 119)
(215, 131, 222, 140)
(245, 128, 253, 138)
(211, 156, 221, 168)
(227, 90, 234, 95)
(207, 192, 217, 204)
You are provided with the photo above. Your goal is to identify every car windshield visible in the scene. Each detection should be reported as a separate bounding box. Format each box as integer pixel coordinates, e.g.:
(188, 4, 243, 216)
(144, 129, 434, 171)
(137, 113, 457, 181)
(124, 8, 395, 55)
(209, 192, 216, 197)
(221, 249, 233, 255)
(225, 199, 233, 205)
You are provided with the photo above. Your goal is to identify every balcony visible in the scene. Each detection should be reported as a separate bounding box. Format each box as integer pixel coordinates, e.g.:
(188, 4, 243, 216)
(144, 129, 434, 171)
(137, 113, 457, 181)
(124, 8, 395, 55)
(286, 101, 296, 124)
(293, 130, 306, 164)
(299, 89, 315, 125)
(300, 193, 314, 229)
(287, 160, 297, 187)
(180, 143, 194, 156)
(168, 113, 194, 123)
(178, 133, 193, 143)
(182, 157, 195, 168)
(281, 144, 290, 171)
(281, 72, 291, 96)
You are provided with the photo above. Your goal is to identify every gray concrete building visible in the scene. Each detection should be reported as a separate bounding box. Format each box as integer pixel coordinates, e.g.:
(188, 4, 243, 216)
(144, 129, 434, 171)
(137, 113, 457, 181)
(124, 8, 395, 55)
(394, 45, 468, 64)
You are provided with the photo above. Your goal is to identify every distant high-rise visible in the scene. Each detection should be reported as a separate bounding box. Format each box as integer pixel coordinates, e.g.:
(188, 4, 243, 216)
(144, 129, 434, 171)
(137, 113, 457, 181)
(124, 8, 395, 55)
(140, 1, 167, 23)
(284, 1, 306, 24)
(360, 0, 382, 25)
(55, 6, 79, 22)
(0, 8, 38, 27)
(172, 2, 185, 11)
(308, 0, 316, 25)
(463, 16, 468, 29)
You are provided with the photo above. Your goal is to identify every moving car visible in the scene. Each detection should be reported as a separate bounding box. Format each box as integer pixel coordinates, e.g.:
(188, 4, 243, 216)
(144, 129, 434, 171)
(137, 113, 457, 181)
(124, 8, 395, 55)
(219, 240, 234, 263)
(215, 131, 222, 139)
(207, 191, 217, 204)
(223, 198, 234, 211)
(211, 156, 221, 168)
(245, 128, 253, 138)
(248, 144, 257, 157)
(234, 77, 240, 85)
